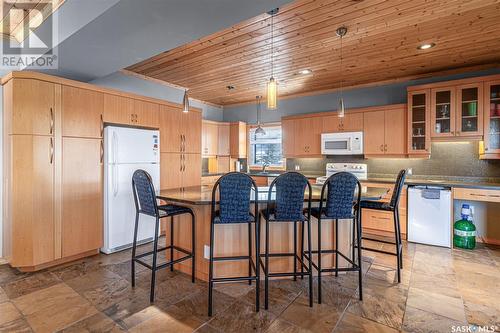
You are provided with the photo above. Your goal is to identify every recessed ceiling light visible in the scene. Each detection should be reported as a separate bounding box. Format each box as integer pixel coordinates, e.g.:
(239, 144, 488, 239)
(299, 69, 312, 75)
(417, 43, 436, 50)
(226, 85, 235, 90)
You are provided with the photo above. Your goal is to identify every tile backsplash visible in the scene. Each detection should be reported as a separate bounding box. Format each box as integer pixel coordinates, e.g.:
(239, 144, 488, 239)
(286, 141, 500, 181)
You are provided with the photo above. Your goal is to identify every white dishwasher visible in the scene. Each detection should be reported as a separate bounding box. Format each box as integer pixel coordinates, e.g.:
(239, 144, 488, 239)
(408, 186, 452, 247)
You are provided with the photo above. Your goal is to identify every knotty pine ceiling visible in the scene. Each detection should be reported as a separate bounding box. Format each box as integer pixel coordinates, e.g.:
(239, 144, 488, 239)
(126, 0, 500, 106)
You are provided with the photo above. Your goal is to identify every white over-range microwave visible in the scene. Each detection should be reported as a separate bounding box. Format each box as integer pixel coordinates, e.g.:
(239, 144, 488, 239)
(321, 131, 364, 155)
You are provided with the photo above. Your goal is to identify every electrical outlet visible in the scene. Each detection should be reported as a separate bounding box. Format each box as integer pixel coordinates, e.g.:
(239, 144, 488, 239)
(407, 168, 413, 175)
(295, 165, 300, 171)
(204, 245, 210, 259)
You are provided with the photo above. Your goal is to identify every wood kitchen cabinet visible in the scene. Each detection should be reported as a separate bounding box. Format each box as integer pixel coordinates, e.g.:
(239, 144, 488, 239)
(294, 116, 322, 156)
(456, 83, 483, 137)
(62, 86, 104, 138)
(133, 99, 159, 128)
(61, 137, 103, 258)
(322, 112, 363, 132)
(482, 80, 500, 158)
(7, 78, 56, 136)
(363, 106, 406, 157)
(182, 110, 202, 154)
(217, 123, 230, 156)
(230, 121, 247, 158)
(430, 87, 455, 138)
(103, 94, 134, 125)
(281, 118, 295, 157)
(159, 104, 182, 152)
(160, 152, 201, 189)
(202, 121, 219, 156)
(407, 90, 431, 157)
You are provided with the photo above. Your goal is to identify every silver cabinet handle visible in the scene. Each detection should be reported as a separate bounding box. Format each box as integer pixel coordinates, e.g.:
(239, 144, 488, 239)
(49, 137, 54, 164)
(180, 154, 183, 171)
(100, 139, 104, 164)
(50, 107, 54, 135)
(100, 114, 104, 137)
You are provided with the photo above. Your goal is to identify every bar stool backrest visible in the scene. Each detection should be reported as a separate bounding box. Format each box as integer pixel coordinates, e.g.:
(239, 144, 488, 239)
(321, 172, 361, 219)
(132, 169, 158, 217)
(268, 172, 311, 221)
(389, 169, 407, 209)
(212, 172, 257, 223)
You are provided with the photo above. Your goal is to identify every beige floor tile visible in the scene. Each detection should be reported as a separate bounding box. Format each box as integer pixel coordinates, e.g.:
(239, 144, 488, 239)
(280, 296, 342, 333)
(406, 287, 466, 322)
(266, 318, 312, 333)
(2, 271, 61, 299)
(59, 312, 125, 332)
(410, 272, 461, 298)
(402, 306, 467, 333)
(463, 301, 500, 328)
(0, 301, 23, 326)
(334, 312, 398, 332)
(126, 305, 204, 333)
(367, 264, 411, 286)
(0, 317, 33, 332)
(13, 283, 98, 333)
(346, 292, 405, 330)
(0, 287, 8, 303)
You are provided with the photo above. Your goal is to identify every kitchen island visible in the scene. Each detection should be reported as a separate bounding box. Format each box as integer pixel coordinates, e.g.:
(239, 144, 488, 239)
(157, 185, 389, 281)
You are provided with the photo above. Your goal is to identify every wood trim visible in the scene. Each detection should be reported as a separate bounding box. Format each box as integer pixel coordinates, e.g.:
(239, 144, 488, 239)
(453, 187, 500, 203)
(54, 84, 62, 260)
(17, 249, 99, 272)
(1, 71, 203, 114)
(282, 104, 406, 120)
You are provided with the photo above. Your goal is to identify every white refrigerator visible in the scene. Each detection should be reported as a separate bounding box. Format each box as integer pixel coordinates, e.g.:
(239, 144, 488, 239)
(102, 126, 160, 254)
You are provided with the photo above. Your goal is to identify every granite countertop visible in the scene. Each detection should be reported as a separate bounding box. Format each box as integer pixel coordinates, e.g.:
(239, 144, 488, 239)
(157, 185, 389, 205)
(202, 171, 324, 178)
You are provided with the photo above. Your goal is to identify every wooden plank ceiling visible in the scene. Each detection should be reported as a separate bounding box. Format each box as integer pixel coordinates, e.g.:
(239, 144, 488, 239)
(126, 0, 500, 106)
(0, 0, 65, 42)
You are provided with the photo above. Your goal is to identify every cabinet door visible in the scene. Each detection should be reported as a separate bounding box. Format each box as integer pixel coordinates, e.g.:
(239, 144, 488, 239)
(230, 122, 247, 158)
(182, 154, 202, 187)
(160, 153, 182, 189)
(384, 108, 406, 155)
(182, 111, 202, 154)
(484, 81, 500, 154)
(134, 99, 159, 128)
(281, 118, 295, 157)
(294, 117, 321, 155)
(431, 87, 455, 137)
(11, 79, 55, 135)
(217, 123, 230, 156)
(103, 94, 134, 125)
(341, 113, 364, 131)
(322, 115, 341, 133)
(363, 110, 385, 155)
(408, 90, 431, 155)
(61, 137, 103, 257)
(159, 105, 182, 153)
(202, 122, 218, 156)
(11, 135, 55, 266)
(62, 86, 104, 138)
(456, 83, 483, 137)
(217, 156, 231, 173)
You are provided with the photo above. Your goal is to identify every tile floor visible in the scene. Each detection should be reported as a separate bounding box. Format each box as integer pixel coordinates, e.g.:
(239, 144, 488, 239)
(0, 238, 499, 333)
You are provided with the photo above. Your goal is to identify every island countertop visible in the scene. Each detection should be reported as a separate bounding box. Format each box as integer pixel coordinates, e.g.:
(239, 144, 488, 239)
(157, 184, 389, 205)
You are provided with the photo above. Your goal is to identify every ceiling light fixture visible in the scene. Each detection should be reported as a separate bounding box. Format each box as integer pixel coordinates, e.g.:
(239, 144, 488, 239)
(182, 89, 189, 113)
(299, 69, 312, 75)
(267, 8, 279, 110)
(336, 26, 347, 118)
(255, 95, 266, 135)
(417, 43, 435, 50)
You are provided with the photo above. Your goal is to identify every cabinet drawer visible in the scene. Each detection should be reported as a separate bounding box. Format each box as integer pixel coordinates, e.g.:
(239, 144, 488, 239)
(362, 209, 407, 234)
(201, 176, 220, 186)
(453, 188, 500, 203)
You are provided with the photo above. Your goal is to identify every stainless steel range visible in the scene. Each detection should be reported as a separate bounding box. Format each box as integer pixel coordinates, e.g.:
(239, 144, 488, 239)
(315, 163, 368, 184)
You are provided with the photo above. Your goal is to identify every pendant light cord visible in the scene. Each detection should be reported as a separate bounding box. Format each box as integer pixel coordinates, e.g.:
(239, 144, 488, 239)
(271, 12, 274, 78)
(339, 32, 343, 98)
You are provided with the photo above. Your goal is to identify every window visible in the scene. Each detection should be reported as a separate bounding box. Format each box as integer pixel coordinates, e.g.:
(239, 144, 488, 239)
(249, 125, 283, 167)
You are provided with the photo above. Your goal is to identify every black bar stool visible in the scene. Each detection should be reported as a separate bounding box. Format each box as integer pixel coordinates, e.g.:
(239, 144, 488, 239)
(208, 172, 260, 317)
(359, 169, 407, 283)
(131, 169, 195, 302)
(260, 172, 314, 309)
(308, 172, 362, 303)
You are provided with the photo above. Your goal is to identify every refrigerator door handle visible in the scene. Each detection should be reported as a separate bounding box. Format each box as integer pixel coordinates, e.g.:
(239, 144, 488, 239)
(112, 131, 118, 164)
(113, 164, 119, 196)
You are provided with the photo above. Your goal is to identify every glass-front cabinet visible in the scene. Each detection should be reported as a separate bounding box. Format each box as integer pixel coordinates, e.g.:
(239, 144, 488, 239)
(456, 83, 483, 137)
(484, 81, 500, 155)
(408, 90, 430, 155)
(431, 88, 455, 137)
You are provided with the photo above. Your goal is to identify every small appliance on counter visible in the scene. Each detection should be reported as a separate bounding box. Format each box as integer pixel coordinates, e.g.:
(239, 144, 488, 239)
(321, 131, 363, 155)
(408, 185, 452, 247)
(316, 163, 368, 185)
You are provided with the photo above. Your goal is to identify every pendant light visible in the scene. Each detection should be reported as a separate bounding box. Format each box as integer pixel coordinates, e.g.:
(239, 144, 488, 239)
(255, 95, 266, 135)
(267, 8, 279, 110)
(182, 89, 189, 113)
(336, 26, 347, 118)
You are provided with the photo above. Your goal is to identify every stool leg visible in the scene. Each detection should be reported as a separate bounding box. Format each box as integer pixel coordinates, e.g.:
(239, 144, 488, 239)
(191, 212, 196, 283)
(335, 219, 339, 277)
(208, 221, 214, 316)
(170, 216, 174, 272)
(317, 216, 322, 304)
(352, 212, 356, 267)
(357, 209, 363, 301)
(393, 210, 401, 283)
(395, 209, 403, 269)
(255, 213, 260, 313)
(131, 212, 139, 287)
(307, 218, 313, 307)
(248, 220, 252, 285)
(265, 219, 270, 310)
(293, 221, 297, 281)
(150, 217, 160, 303)
(300, 221, 305, 280)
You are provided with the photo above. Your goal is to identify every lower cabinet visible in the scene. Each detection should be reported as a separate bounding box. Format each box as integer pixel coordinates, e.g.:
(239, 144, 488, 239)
(61, 137, 103, 258)
(160, 153, 201, 189)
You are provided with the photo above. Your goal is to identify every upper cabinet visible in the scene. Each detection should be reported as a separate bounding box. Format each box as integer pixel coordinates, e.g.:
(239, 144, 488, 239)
(482, 80, 500, 158)
(159, 105, 202, 154)
(103, 94, 134, 125)
(322, 113, 363, 133)
(133, 99, 159, 128)
(407, 90, 431, 157)
(62, 86, 104, 138)
(217, 123, 230, 156)
(281, 118, 295, 157)
(230, 121, 247, 158)
(6, 78, 56, 136)
(456, 83, 483, 137)
(363, 105, 406, 157)
(431, 87, 455, 138)
(182, 110, 202, 154)
(294, 117, 322, 156)
(202, 121, 219, 157)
